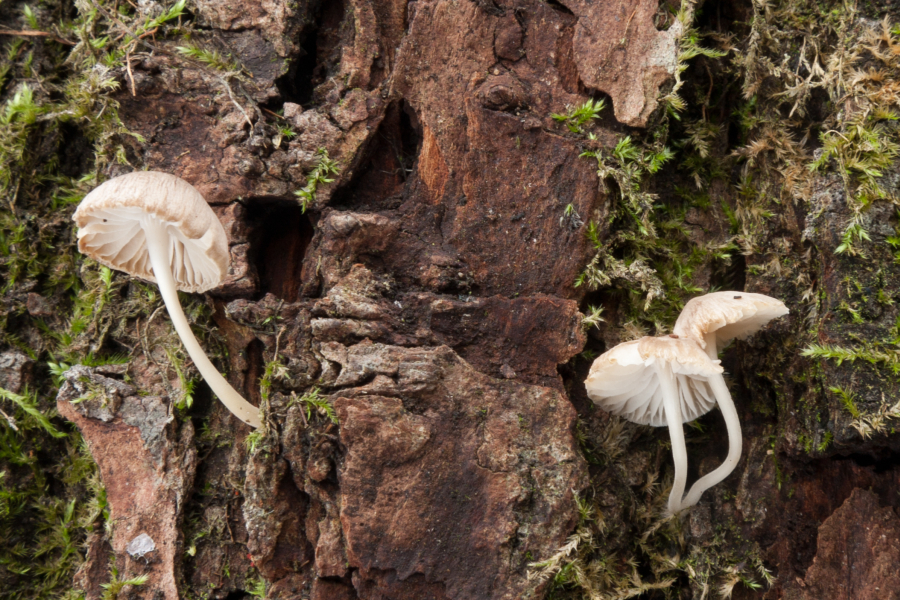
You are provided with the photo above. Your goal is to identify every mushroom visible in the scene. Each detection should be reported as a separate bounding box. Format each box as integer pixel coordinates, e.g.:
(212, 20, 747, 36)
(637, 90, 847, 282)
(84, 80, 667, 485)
(73, 171, 262, 428)
(585, 335, 724, 515)
(672, 291, 789, 508)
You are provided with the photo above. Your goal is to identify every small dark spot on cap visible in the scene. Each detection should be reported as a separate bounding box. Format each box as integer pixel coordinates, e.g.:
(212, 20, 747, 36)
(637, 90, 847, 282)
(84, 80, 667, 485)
(668, 334, 679, 338)
(734, 295, 742, 299)
(103, 219, 108, 222)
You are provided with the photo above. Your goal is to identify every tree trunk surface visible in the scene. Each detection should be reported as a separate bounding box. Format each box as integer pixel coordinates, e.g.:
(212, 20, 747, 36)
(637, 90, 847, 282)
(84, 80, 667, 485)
(3, 1, 900, 599)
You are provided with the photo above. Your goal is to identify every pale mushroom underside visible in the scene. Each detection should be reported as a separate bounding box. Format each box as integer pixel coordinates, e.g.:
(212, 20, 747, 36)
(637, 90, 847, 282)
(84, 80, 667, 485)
(711, 306, 791, 347)
(585, 338, 722, 427)
(586, 360, 717, 426)
(77, 206, 224, 293)
(673, 291, 789, 350)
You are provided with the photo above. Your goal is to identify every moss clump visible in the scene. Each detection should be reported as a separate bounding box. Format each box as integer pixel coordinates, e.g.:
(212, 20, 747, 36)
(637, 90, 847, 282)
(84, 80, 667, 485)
(530, 416, 774, 600)
(0, 2, 229, 597)
(546, 0, 900, 596)
(554, 0, 742, 340)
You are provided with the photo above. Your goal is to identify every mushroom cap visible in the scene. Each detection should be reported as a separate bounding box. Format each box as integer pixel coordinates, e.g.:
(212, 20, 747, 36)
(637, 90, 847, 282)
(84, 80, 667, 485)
(585, 336, 723, 427)
(673, 291, 789, 351)
(73, 172, 229, 293)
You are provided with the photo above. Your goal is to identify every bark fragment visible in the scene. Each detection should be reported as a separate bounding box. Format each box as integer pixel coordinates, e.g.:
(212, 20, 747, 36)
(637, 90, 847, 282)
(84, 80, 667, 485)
(57, 366, 197, 600)
(0, 350, 32, 393)
(799, 489, 900, 600)
(334, 345, 586, 600)
(558, 0, 681, 126)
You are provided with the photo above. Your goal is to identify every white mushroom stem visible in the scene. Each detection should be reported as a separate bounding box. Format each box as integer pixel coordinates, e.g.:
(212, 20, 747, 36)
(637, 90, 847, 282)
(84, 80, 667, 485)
(144, 219, 262, 428)
(680, 331, 742, 508)
(656, 361, 688, 515)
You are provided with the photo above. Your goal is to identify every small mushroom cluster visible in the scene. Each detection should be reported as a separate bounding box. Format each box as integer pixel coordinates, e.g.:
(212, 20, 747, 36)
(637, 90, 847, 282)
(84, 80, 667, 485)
(585, 293, 788, 514)
(74, 172, 261, 428)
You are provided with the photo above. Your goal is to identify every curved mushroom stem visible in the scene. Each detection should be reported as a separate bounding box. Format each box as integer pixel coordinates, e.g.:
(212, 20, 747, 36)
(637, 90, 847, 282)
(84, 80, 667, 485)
(656, 361, 688, 515)
(144, 219, 262, 428)
(680, 331, 741, 508)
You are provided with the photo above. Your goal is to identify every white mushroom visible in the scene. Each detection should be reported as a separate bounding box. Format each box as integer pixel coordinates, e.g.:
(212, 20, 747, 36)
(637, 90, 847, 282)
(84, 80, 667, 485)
(673, 291, 789, 508)
(74, 171, 262, 428)
(585, 335, 723, 515)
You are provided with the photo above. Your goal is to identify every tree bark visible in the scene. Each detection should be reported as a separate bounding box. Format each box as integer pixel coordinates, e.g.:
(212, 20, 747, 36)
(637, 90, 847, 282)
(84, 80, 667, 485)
(4, 1, 900, 599)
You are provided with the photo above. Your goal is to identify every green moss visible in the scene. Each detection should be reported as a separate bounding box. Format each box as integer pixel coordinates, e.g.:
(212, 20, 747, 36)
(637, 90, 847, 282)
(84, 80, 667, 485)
(802, 342, 900, 375)
(532, 415, 774, 599)
(175, 45, 239, 72)
(0, 2, 224, 597)
(829, 385, 861, 418)
(100, 565, 148, 600)
(295, 148, 340, 213)
(551, 99, 607, 135)
(288, 386, 338, 425)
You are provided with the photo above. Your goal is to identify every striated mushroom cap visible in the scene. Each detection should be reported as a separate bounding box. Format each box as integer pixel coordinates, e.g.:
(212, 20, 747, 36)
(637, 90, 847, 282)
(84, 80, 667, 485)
(585, 336, 723, 427)
(74, 171, 229, 293)
(673, 291, 789, 352)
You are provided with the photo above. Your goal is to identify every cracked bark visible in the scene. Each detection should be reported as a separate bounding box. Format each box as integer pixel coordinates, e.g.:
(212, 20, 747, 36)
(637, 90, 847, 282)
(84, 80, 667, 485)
(4, 0, 900, 599)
